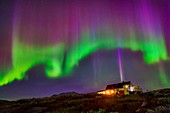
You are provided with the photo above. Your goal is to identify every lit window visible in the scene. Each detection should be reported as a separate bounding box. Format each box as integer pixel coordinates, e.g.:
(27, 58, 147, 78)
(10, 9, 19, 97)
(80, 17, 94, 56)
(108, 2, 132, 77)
(106, 90, 109, 94)
(130, 87, 134, 91)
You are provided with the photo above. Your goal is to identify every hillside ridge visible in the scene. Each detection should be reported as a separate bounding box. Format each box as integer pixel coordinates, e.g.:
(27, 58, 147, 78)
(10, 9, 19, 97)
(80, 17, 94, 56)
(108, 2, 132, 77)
(0, 88, 170, 113)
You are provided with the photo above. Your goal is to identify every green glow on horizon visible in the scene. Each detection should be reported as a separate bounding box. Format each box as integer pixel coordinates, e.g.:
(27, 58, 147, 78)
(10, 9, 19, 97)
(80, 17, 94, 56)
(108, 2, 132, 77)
(0, 29, 169, 86)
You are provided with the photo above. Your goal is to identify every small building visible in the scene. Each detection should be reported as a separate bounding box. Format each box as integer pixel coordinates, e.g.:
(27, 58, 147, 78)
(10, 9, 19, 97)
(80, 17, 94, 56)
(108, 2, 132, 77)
(97, 81, 142, 96)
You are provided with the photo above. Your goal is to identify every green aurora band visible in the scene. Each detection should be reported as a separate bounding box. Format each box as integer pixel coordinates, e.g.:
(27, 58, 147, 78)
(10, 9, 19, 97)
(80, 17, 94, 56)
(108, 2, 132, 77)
(0, 29, 169, 87)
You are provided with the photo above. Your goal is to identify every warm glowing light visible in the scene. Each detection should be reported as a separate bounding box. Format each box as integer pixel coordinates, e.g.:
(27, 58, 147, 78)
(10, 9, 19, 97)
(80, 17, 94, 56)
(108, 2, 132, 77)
(125, 85, 129, 88)
(106, 90, 109, 94)
(102, 90, 115, 95)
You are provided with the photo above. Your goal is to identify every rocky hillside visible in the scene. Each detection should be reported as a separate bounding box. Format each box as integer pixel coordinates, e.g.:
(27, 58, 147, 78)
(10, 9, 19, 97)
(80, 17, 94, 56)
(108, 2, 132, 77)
(0, 89, 170, 113)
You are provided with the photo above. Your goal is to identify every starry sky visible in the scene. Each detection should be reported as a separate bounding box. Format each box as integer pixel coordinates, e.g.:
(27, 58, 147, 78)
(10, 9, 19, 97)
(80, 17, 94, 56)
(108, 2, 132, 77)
(0, 0, 170, 100)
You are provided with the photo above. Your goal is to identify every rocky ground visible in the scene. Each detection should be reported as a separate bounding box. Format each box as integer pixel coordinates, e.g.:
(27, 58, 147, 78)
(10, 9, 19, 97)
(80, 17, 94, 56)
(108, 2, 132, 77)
(0, 88, 170, 113)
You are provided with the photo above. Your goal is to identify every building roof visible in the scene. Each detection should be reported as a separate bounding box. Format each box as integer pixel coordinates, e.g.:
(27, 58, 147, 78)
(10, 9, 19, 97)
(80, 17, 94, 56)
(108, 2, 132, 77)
(97, 90, 106, 92)
(106, 81, 131, 89)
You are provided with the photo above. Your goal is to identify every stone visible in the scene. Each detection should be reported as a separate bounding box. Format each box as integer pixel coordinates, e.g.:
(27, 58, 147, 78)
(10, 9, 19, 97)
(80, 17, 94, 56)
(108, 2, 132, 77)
(141, 101, 147, 107)
(146, 109, 155, 113)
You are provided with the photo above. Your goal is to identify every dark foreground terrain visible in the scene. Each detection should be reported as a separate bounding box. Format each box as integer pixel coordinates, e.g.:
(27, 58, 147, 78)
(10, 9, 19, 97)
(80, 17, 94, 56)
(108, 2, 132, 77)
(0, 89, 170, 113)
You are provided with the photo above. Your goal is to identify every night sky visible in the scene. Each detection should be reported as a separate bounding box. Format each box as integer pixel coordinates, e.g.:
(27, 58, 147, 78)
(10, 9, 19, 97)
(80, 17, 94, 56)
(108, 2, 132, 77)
(0, 0, 170, 100)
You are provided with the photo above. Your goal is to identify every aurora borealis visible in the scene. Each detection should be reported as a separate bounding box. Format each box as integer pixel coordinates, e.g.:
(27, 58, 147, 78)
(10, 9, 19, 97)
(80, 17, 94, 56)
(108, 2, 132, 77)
(0, 0, 170, 100)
